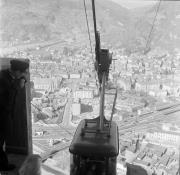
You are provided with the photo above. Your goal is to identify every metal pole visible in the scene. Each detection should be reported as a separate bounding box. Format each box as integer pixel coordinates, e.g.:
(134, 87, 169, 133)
(109, 88, 117, 128)
(99, 72, 106, 130)
(91, 0, 100, 64)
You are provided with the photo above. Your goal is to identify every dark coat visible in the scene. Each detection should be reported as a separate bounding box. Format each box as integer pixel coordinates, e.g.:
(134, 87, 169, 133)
(0, 69, 19, 135)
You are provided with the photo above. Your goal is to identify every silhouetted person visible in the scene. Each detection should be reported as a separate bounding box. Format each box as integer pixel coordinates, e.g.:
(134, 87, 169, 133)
(0, 59, 29, 171)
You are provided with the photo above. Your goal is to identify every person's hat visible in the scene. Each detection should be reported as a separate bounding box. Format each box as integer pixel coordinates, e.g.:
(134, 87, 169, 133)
(10, 59, 29, 72)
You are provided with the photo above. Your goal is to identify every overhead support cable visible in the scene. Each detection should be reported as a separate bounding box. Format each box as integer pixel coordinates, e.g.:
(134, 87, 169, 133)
(144, 0, 162, 54)
(83, 0, 99, 88)
(83, 0, 94, 61)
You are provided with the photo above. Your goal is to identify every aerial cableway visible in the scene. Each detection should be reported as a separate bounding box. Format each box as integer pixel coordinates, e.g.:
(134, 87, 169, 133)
(69, 0, 119, 175)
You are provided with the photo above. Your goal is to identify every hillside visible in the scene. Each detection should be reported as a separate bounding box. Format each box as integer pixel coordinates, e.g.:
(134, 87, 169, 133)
(130, 1, 180, 53)
(1, 0, 180, 53)
(0, 0, 128, 45)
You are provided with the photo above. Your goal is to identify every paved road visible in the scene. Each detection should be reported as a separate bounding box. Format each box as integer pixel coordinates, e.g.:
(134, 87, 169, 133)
(61, 98, 72, 127)
(60, 93, 77, 128)
(42, 164, 66, 175)
(41, 142, 70, 161)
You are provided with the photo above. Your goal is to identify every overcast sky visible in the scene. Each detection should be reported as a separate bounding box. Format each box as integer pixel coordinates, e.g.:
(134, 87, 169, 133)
(111, 0, 157, 9)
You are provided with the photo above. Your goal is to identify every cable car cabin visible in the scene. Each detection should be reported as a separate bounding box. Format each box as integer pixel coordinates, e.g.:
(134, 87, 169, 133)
(69, 117, 119, 175)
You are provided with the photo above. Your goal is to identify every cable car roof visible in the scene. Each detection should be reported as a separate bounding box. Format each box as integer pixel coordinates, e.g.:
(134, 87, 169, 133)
(69, 118, 119, 157)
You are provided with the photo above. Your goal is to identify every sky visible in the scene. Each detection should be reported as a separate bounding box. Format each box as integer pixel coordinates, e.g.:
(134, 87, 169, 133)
(111, 0, 157, 9)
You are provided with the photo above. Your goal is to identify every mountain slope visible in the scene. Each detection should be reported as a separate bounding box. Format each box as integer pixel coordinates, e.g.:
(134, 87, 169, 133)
(0, 0, 129, 45)
(130, 1, 180, 52)
(1, 0, 180, 53)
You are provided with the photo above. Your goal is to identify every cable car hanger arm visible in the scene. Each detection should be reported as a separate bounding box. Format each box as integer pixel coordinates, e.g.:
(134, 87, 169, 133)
(91, 0, 113, 132)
